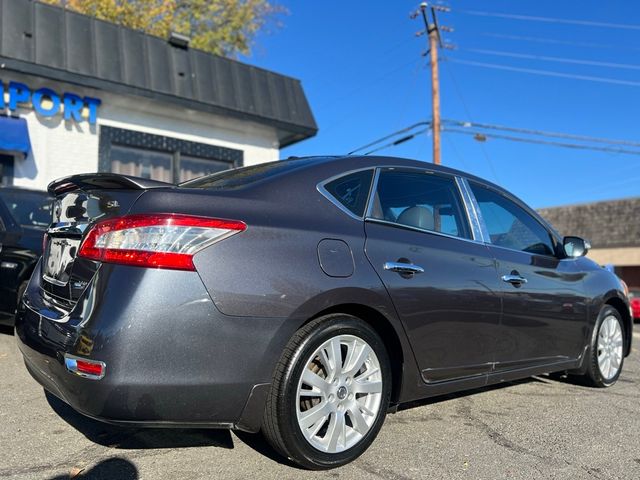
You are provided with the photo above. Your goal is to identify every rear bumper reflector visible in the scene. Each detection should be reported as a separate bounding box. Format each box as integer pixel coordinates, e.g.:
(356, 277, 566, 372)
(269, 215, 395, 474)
(64, 354, 106, 380)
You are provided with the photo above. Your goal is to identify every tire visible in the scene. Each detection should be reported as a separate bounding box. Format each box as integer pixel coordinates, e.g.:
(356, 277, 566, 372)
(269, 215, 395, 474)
(577, 306, 625, 388)
(262, 314, 392, 470)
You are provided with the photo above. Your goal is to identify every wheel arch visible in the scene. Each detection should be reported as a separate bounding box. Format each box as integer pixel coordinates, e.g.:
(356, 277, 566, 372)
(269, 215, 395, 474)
(306, 303, 405, 405)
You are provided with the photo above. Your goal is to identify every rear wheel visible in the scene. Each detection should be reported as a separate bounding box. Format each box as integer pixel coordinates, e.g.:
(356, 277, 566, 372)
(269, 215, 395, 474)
(262, 314, 391, 470)
(578, 306, 624, 387)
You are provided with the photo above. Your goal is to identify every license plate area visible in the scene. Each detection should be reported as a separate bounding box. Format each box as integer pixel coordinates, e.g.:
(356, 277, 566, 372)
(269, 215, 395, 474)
(43, 236, 80, 286)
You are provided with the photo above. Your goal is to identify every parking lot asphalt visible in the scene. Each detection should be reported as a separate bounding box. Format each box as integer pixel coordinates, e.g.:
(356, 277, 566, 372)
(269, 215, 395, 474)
(1, 326, 639, 480)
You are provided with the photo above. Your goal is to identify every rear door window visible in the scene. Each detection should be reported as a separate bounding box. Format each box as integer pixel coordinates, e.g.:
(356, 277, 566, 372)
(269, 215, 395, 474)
(371, 170, 470, 239)
(323, 169, 374, 217)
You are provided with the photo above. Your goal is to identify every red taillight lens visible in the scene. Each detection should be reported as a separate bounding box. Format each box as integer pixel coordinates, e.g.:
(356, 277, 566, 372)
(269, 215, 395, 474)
(76, 359, 104, 376)
(64, 354, 106, 380)
(78, 213, 246, 271)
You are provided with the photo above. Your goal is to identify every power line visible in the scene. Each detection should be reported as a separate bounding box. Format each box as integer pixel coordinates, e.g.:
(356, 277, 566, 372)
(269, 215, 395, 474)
(462, 48, 640, 71)
(317, 57, 423, 110)
(445, 58, 640, 88)
(444, 128, 640, 156)
(348, 122, 430, 155)
(392, 59, 424, 133)
(350, 116, 640, 159)
(363, 128, 430, 155)
(570, 175, 640, 196)
(442, 62, 500, 181)
(442, 132, 470, 170)
(443, 119, 640, 148)
(453, 9, 640, 31)
(479, 32, 640, 53)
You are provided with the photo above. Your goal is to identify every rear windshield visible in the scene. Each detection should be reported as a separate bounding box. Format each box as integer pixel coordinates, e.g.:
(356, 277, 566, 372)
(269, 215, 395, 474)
(180, 157, 328, 190)
(0, 190, 53, 228)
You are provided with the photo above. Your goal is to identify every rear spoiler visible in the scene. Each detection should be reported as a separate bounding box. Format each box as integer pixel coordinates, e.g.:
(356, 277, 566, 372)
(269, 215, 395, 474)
(48, 173, 173, 195)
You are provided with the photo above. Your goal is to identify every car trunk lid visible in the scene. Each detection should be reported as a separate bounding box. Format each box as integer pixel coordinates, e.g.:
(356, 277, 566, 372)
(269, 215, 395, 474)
(42, 174, 172, 309)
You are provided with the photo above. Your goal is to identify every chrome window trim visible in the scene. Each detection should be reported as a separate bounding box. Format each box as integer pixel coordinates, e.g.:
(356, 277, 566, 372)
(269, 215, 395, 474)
(316, 167, 376, 221)
(364, 167, 382, 219)
(457, 177, 490, 243)
(364, 217, 483, 246)
(317, 163, 564, 258)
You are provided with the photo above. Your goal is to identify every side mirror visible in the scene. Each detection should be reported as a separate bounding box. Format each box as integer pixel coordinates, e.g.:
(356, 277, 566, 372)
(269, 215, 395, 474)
(563, 236, 590, 258)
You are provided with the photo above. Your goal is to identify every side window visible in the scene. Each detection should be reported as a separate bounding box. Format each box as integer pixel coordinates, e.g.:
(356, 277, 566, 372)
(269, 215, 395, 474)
(324, 170, 374, 217)
(371, 170, 470, 239)
(470, 183, 555, 256)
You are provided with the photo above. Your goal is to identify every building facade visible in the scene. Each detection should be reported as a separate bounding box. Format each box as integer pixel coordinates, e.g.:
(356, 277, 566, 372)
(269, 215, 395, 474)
(0, 0, 317, 190)
(538, 197, 640, 288)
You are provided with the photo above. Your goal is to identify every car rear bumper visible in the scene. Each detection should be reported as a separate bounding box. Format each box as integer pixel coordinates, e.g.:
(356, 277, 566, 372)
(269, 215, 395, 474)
(15, 261, 295, 431)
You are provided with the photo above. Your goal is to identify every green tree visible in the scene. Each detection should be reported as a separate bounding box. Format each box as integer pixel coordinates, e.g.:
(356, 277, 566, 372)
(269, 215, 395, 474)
(42, 0, 285, 57)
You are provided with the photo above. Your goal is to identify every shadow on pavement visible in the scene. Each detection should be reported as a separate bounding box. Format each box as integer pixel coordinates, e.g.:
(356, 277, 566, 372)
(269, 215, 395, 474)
(45, 391, 234, 450)
(233, 430, 298, 469)
(46, 457, 138, 480)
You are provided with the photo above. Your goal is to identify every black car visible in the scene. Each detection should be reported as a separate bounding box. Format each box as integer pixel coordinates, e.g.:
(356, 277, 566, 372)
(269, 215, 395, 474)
(0, 187, 52, 325)
(15, 156, 631, 469)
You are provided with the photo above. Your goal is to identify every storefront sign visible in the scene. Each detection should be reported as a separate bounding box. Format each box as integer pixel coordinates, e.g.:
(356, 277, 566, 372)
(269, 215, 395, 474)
(0, 81, 101, 125)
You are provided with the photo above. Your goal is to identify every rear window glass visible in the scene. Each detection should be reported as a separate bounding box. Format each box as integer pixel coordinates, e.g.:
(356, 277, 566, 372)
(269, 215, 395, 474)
(180, 157, 326, 190)
(0, 191, 52, 228)
(323, 170, 374, 217)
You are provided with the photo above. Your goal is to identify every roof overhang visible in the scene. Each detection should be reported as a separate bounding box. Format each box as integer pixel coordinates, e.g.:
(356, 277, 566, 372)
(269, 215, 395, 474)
(0, 0, 318, 148)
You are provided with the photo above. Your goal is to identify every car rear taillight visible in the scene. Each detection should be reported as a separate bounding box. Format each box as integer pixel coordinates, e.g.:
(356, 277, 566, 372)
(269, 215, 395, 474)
(78, 213, 246, 271)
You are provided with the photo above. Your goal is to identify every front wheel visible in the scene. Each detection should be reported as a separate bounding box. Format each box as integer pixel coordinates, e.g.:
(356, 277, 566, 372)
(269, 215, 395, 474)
(578, 306, 625, 387)
(262, 314, 392, 470)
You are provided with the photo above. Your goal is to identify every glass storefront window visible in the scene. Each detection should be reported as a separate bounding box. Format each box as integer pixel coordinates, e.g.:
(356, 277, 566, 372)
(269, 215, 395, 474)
(110, 145, 173, 183)
(179, 154, 231, 183)
(101, 127, 242, 184)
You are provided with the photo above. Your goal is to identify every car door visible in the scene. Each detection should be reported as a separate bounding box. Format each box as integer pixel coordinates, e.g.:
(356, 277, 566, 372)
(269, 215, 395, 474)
(364, 168, 502, 383)
(468, 181, 588, 370)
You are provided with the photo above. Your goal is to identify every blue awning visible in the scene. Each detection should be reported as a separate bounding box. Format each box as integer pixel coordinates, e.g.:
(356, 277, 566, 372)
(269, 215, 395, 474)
(0, 117, 31, 155)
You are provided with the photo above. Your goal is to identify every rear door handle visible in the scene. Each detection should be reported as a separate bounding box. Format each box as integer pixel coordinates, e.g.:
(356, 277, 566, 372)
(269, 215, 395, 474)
(502, 274, 528, 285)
(384, 262, 425, 275)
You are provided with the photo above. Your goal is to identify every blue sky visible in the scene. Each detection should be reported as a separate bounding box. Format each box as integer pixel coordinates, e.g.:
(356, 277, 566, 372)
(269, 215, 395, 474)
(240, 0, 640, 208)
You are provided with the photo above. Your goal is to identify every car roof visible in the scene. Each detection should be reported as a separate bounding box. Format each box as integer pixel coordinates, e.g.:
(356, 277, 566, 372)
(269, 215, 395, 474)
(283, 155, 509, 194)
(182, 154, 522, 212)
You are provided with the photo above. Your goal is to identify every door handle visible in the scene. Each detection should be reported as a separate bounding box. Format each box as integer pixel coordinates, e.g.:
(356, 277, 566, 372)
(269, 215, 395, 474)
(502, 274, 528, 285)
(384, 261, 425, 275)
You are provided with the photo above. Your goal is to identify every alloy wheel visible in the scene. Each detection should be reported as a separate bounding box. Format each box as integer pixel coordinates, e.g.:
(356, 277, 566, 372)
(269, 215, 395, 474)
(597, 315, 623, 381)
(295, 334, 383, 453)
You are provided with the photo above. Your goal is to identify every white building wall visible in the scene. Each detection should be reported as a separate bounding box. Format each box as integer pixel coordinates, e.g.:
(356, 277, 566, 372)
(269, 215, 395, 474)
(6, 72, 280, 191)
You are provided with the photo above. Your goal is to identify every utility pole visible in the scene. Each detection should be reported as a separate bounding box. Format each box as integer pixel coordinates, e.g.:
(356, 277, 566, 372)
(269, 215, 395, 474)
(426, 7, 441, 164)
(414, 2, 450, 165)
